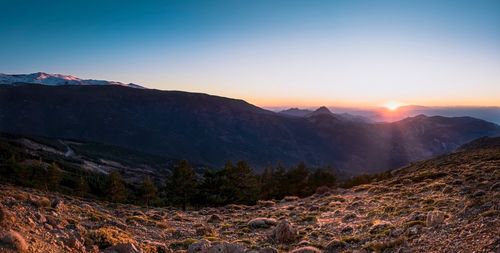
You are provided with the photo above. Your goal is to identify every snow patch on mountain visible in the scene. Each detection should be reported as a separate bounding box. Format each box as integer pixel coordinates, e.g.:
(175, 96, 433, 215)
(0, 72, 143, 88)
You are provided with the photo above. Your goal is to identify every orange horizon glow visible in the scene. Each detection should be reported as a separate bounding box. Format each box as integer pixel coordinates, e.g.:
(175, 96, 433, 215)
(245, 97, 500, 110)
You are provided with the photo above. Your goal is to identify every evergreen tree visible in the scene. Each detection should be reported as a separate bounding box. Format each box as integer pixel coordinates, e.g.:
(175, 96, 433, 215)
(222, 161, 259, 204)
(46, 162, 62, 190)
(75, 176, 90, 198)
(140, 176, 158, 207)
(165, 160, 197, 210)
(106, 171, 127, 202)
(284, 162, 310, 197)
(307, 168, 336, 193)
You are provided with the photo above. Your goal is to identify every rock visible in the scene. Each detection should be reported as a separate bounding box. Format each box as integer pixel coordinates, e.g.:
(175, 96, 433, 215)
(30, 196, 51, 208)
(0, 230, 29, 253)
(288, 246, 321, 253)
(195, 223, 214, 236)
(248, 218, 277, 228)
(342, 213, 357, 222)
(473, 190, 486, 197)
(426, 211, 446, 227)
(490, 182, 500, 191)
(103, 243, 142, 253)
(63, 237, 85, 252)
(34, 212, 47, 224)
(369, 221, 394, 234)
(51, 199, 66, 212)
(0, 205, 15, 228)
(187, 239, 211, 253)
(207, 242, 246, 253)
(257, 200, 276, 207)
(207, 214, 222, 223)
(259, 247, 279, 253)
(282, 196, 300, 202)
(270, 219, 297, 244)
(324, 239, 347, 253)
(340, 226, 353, 235)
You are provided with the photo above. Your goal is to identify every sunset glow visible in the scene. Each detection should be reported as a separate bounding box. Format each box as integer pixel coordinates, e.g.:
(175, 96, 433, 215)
(383, 101, 403, 111)
(1, 1, 499, 108)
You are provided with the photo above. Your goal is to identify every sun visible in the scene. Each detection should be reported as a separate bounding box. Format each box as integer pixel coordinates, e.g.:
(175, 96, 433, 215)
(383, 101, 402, 111)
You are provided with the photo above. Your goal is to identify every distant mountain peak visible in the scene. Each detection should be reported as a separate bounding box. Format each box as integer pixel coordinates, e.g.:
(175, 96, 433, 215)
(0, 72, 143, 88)
(314, 106, 332, 114)
(307, 106, 334, 117)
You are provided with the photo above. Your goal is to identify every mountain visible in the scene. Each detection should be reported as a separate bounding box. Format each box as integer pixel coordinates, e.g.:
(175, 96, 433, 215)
(280, 107, 372, 123)
(0, 72, 142, 88)
(1, 137, 498, 252)
(0, 84, 499, 174)
(279, 108, 313, 117)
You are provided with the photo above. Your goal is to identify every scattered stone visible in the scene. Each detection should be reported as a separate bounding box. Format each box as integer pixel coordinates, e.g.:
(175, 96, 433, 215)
(248, 218, 277, 228)
(369, 221, 394, 235)
(342, 213, 357, 222)
(103, 243, 142, 253)
(0, 205, 14, 228)
(187, 240, 211, 253)
(207, 242, 246, 253)
(426, 211, 446, 227)
(257, 200, 276, 207)
(282, 196, 300, 202)
(473, 190, 486, 197)
(340, 226, 354, 235)
(259, 247, 279, 253)
(288, 246, 321, 253)
(0, 230, 29, 253)
(489, 182, 500, 191)
(270, 219, 297, 244)
(207, 214, 222, 223)
(324, 239, 347, 253)
(51, 198, 66, 212)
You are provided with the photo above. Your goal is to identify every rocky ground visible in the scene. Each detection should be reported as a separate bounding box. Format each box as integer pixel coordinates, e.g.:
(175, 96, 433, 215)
(0, 146, 499, 253)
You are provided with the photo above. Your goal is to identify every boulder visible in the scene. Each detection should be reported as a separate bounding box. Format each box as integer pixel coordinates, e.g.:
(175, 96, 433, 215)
(103, 243, 142, 253)
(207, 242, 246, 253)
(288, 246, 321, 253)
(0, 230, 28, 253)
(248, 218, 277, 228)
(207, 214, 223, 223)
(187, 239, 211, 253)
(426, 211, 446, 227)
(269, 219, 297, 244)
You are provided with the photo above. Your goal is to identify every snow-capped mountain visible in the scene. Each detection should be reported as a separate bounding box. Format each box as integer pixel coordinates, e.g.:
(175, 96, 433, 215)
(0, 72, 143, 88)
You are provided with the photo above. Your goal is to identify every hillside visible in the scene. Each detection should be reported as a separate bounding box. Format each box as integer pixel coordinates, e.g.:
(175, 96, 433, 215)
(1, 85, 499, 174)
(0, 139, 498, 252)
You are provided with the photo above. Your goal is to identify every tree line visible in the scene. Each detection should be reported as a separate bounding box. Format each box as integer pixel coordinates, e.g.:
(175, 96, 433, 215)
(0, 152, 345, 209)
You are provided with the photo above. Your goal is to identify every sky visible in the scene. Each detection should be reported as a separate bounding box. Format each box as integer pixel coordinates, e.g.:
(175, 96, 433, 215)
(1, 0, 499, 108)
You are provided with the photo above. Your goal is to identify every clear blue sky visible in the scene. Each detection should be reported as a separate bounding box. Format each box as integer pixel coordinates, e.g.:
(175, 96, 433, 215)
(1, 0, 499, 107)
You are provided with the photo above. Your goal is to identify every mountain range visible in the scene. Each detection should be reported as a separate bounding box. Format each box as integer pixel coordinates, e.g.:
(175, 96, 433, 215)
(0, 72, 142, 88)
(1, 76, 499, 174)
(277, 105, 500, 125)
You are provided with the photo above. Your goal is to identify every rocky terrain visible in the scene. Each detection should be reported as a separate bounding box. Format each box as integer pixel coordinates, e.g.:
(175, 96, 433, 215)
(0, 142, 499, 252)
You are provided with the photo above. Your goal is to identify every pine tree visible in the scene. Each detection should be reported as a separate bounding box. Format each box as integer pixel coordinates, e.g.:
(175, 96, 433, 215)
(106, 171, 127, 202)
(284, 162, 310, 197)
(140, 176, 158, 207)
(307, 168, 336, 194)
(46, 162, 62, 190)
(165, 160, 197, 210)
(75, 176, 90, 198)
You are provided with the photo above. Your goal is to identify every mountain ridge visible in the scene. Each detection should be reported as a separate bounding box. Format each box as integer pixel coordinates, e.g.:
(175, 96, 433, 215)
(0, 72, 143, 88)
(1, 84, 499, 174)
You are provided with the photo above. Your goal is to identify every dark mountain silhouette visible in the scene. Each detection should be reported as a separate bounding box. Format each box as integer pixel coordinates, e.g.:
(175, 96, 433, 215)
(1, 84, 499, 174)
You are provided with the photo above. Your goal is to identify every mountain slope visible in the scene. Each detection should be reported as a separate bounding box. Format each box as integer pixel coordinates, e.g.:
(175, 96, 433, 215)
(0, 139, 498, 252)
(0, 84, 499, 174)
(0, 72, 142, 88)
